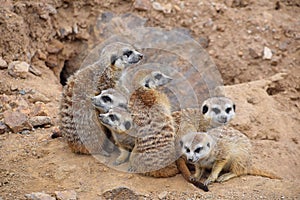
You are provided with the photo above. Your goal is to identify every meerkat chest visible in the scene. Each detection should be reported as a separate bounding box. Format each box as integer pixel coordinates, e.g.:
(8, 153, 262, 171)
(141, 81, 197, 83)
(198, 153, 216, 169)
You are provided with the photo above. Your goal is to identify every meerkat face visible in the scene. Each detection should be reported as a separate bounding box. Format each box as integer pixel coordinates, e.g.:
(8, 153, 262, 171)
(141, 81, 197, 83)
(142, 71, 173, 89)
(110, 48, 143, 69)
(91, 89, 128, 113)
(180, 132, 212, 163)
(201, 97, 236, 127)
(98, 107, 133, 134)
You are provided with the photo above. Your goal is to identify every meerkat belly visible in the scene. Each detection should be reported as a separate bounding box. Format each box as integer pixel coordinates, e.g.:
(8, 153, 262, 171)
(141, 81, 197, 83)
(112, 133, 135, 151)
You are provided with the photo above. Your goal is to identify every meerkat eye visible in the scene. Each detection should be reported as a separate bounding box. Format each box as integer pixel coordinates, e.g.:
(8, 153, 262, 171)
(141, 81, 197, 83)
(207, 142, 210, 148)
(194, 147, 203, 153)
(233, 104, 236, 112)
(185, 146, 190, 153)
(154, 73, 162, 80)
(123, 50, 133, 57)
(202, 105, 208, 114)
(124, 121, 131, 130)
(225, 107, 232, 114)
(101, 96, 112, 103)
(109, 114, 118, 122)
(212, 107, 221, 114)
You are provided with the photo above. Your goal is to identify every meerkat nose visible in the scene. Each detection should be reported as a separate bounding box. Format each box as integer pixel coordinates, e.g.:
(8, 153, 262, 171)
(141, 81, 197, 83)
(188, 158, 193, 162)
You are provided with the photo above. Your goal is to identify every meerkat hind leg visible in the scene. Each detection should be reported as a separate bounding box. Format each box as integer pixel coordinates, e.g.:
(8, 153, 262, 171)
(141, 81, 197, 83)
(204, 159, 228, 185)
(114, 149, 130, 165)
(216, 172, 238, 183)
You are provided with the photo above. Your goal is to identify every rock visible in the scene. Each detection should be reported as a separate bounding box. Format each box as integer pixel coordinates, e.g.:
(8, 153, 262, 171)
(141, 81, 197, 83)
(0, 57, 8, 69)
(134, 0, 151, 11)
(54, 190, 77, 200)
(38, 4, 57, 20)
(158, 191, 168, 200)
(45, 55, 58, 68)
(152, 2, 172, 13)
(58, 26, 73, 38)
(249, 47, 261, 59)
(101, 187, 139, 200)
(27, 91, 50, 103)
(3, 111, 32, 133)
(29, 65, 42, 76)
(46, 40, 64, 54)
(199, 37, 210, 48)
(8, 61, 30, 79)
(278, 41, 288, 51)
(0, 122, 8, 134)
(29, 116, 52, 127)
(263, 46, 273, 60)
(36, 50, 47, 61)
(25, 192, 55, 200)
(30, 102, 49, 116)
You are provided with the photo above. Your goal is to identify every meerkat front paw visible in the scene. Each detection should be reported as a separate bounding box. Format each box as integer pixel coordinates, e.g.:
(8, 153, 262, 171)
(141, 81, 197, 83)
(204, 175, 217, 186)
(189, 174, 200, 182)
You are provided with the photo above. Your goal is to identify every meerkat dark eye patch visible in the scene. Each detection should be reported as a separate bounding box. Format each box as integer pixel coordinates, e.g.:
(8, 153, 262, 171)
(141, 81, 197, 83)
(144, 79, 150, 88)
(124, 121, 131, 130)
(101, 95, 112, 103)
(109, 114, 118, 122)
(123, 50, 133, 57)
(179, 140, 183, 147)
(185, 146, 190, 153)
(110, 54, 118, 65)
(154, 73, 162, 80)
(202, 105, 208, 114)
(212, 107, 221, 114)
(195, 147, 203, 153)
(233, 104, 236, 112)
(207, 142, 210, 148)
(225, 107, 232, 114)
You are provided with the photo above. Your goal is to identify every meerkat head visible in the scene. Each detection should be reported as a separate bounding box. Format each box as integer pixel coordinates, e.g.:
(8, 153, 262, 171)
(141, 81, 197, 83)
(201, 97, 236, 128)
(141, 71, 173, 89)
(110, 45, 143, 69)
(179, 132, 213, 163)
(98, 107, 133, 134)
(91, 88, 128, 113)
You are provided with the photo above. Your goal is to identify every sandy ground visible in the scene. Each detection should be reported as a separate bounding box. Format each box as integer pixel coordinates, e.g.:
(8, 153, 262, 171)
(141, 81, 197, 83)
(0, 0, 299, 199)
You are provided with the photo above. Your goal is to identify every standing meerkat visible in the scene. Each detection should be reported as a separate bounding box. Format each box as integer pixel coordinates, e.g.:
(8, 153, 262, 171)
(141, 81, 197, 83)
(128, 71, 177, 174)
(180, 126, 280, 186)
(98, 107, 135, 165)
(59, 42, 143, 155)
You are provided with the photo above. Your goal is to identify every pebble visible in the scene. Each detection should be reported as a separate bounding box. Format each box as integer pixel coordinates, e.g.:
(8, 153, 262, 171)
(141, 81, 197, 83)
(54, 190, 77, 200)
(3, 110, 32, 133)
(263, 46, 273, 60)
(134, 0, 151, 11)
(30, 102, 49, 116)
(45, 55, 58, 68)
(199, 37, 210, 48)
(101, 187, 138, 199)
(46, 39, 64, 54)
(8, 61, 30, 79)
(158, 191, 168, 200)
(29, 116, 52, 127)
(152, 2, 172, 13)
(29, 65, 42, 76)
(0, 57, 8, 69)
(25, 192, 55, 200)
(58, 26, 73, 38)
(27, 91, 50, 103)
(0, 122, 8, 134)
(248, 47, 261, 59)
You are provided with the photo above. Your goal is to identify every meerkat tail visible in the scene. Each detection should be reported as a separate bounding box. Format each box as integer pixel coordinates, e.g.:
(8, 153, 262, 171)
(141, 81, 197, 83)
(176, 157, 209, 192)
(144, 163, 179, 178)
(248, 167, 281, 179)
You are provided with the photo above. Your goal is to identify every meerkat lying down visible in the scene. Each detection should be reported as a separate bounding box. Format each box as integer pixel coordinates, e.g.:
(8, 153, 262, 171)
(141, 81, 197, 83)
(180, 126, 280, 186)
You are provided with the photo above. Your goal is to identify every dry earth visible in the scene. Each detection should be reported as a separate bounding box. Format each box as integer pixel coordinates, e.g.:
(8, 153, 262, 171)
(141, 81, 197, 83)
(0, 0, 299, 199)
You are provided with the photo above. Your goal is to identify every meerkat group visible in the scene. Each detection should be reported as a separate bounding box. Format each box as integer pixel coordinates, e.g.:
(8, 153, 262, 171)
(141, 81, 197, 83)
(60, 41, 280, 192)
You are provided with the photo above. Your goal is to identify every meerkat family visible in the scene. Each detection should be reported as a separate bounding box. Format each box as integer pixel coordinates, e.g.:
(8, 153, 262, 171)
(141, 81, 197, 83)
(180, 126, 280, 186)
(59, 42, 143, 155)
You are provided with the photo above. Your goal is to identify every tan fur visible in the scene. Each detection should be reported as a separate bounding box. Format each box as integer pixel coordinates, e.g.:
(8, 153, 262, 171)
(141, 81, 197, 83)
(59, 43, 142, 155)
(181, 126, 280, 186)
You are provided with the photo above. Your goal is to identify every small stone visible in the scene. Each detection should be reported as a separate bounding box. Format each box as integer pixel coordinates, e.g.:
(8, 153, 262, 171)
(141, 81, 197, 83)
(0, 122, 8, 134)
(36, 50, 47, 61)
(10, 84, 18, 91)
(30, 102, 49, 116)
(27, 91, 50, 103)
(25, 192, 55, 200)
(271, 56, 280, 66)
(46, 39, 64, 54)
(134, 0, 151, 11)
(59, 26, 73, 38)
(45, 55, 58, 68)
(8, 61, 30, 79)
(158, 191, 168, 200)
(3, 110, 32, 133)
(55, 190, 77, 200)
(263, 46, 272, 60)
(75, 32, 89, 40)
(0, 57, 8, 69)
(249, 47, 261, 59)
(29, 65, 42, 76)
(199, 37, 209, 48)
(29, 116, 52, 127)
(101, 187, 138, 199)
(152, 2, 164, 11)
(278, 41, 287, 51)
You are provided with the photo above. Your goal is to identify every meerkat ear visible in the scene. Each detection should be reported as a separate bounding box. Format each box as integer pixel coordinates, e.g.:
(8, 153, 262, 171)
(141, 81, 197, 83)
(110, 54, 118, 65)
(233, 104, 236, 112)
(202, 105, 209, 114)
(124, 121, 131, 130)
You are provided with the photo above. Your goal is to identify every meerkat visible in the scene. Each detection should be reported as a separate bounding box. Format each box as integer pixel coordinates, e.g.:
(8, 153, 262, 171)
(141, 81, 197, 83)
(128, 71, 177, 174)
(59, 42, 143, 155)
(98, 107, 135, 165)
(180, 126, 280, 186)
(201, 97, 236, 128)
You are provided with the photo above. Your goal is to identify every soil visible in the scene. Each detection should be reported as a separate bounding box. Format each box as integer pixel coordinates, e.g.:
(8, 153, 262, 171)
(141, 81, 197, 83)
(0, 0, 299, 199)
